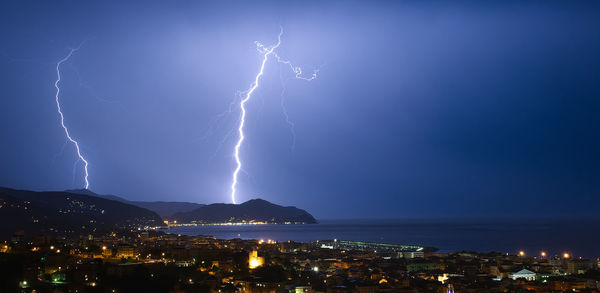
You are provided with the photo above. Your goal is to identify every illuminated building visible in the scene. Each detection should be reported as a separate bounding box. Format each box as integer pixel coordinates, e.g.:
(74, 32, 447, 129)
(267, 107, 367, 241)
(102, 247, 113, 258)
(248, 250, 264, 269)
(116, 245, 135, 258)
(510, 269, 536, 281)
(295, 286, 313, 293)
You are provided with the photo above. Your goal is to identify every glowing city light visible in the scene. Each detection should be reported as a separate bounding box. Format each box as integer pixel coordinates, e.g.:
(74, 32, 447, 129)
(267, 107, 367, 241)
(563, 252, 570, 259)
(519, 250, 525, 257)
(248, 250, 264, 269)
(249, 258, 262, 269)
(230, 28, 318, 204)
(54, 43, 90, 189)
(540, 251, 546, 257)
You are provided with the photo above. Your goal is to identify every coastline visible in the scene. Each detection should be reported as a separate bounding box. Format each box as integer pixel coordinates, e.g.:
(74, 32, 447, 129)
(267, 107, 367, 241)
(163, 218, 600, 259)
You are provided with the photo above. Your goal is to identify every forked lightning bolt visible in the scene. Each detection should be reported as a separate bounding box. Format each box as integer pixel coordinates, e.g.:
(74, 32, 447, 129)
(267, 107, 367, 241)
(54, 44, 90, 189)
(230, 28, 318, 204)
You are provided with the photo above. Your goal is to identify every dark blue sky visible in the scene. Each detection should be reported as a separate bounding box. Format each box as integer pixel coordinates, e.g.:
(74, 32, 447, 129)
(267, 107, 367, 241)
(1, 0, 599, 219)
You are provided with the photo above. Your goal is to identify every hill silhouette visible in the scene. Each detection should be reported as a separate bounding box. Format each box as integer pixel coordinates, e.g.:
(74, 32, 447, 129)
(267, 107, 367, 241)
(170, 199, 317, 224)
(67, 189, 204, 218)
(0, 187, 163, 239)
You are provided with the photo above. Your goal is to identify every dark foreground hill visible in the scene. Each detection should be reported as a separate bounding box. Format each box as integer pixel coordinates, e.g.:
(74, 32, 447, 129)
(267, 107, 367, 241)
(67, 189, 204, 218)
(170, 199, 317, 224)
(0, 187, 163, 239)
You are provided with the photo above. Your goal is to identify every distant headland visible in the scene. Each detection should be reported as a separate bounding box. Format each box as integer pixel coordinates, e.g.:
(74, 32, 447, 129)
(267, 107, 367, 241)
(0, 186, 316, 239)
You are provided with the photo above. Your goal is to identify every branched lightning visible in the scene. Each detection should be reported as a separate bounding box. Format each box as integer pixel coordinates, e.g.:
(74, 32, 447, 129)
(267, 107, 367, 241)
(277, 54, 320, 151)
(230, 28, 318, 204)
(54, 43, 90, 189)
(272, 53, 319, 81)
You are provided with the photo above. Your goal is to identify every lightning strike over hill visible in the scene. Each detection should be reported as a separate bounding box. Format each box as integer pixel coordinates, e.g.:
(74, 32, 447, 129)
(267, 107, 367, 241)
(54, 44, 90, 189)
(230, 29, 318, 204)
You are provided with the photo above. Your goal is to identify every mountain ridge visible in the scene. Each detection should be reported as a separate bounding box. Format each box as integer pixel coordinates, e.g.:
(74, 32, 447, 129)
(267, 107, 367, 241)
(0, 186, 163, 239)
(170, 198, 317, 224)
(66, 189, 205, 218)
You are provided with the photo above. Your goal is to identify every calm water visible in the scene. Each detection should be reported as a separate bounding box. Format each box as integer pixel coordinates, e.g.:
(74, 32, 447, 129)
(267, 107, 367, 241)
(167, 219, 600, 258)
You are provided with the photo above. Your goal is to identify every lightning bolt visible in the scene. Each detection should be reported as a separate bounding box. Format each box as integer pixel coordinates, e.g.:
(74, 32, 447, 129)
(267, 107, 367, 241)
(54, 43, 90, 189)
(230, 28, 318, 204)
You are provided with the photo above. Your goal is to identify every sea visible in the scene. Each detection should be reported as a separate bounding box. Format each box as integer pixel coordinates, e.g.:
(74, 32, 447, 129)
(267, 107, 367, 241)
(166, 218, 600, 259)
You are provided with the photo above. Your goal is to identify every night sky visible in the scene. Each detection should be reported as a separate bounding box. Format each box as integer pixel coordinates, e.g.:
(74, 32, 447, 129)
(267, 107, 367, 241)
(1, 0, 599, 219)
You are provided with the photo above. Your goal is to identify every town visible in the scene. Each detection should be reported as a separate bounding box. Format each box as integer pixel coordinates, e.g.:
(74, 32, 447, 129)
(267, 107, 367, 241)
(2, 230, 599, 293)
